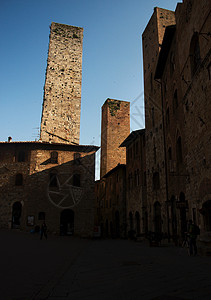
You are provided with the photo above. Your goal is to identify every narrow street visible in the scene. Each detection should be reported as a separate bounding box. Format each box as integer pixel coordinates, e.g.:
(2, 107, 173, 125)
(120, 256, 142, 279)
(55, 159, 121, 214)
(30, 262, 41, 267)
(1, 230, 211, 300)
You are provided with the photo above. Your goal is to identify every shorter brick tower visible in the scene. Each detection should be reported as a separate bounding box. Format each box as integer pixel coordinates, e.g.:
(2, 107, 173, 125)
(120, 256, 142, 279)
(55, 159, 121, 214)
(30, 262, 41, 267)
(100, 99, 130, 178)
(40, 22, 83, 144)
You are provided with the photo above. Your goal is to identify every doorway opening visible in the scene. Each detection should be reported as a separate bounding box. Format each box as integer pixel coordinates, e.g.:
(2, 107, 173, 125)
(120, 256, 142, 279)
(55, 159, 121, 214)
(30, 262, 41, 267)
(12, 202, 22, 229)
(60, 209, 74, 236)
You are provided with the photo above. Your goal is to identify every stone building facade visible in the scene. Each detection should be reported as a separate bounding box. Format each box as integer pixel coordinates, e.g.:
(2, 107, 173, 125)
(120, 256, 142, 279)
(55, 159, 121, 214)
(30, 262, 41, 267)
(143, 0, 211, 248)
(100, 99, 130, 178)
(173, 0, 211, 238)
(0, 142, 98, 237)
(120, 129, 147, 237)
(95, 164, 127, 238)
(142, 7, 176, 237)
(40, 22, 83, 144)
(154, 23, 188, 241)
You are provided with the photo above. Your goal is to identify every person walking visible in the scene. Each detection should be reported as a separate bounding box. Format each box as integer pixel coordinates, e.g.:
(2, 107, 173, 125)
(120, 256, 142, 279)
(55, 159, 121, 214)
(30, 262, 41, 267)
(188, 220, 199, 256)
(40, 222, 47, 240)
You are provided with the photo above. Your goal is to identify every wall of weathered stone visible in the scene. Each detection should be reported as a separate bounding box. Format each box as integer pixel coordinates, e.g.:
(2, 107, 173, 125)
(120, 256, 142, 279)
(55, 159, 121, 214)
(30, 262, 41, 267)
(120, 130, 147, 236)
(0, 143, 97, 237)
(175, 0, 211, 231)
(96, 165, 126, 238)
(142, 7, 176, 234)
(40, 22, 83, 144)
(0, 144, 30, 228)
(144, 0, 211, 242)
(158, 24, 188, 240)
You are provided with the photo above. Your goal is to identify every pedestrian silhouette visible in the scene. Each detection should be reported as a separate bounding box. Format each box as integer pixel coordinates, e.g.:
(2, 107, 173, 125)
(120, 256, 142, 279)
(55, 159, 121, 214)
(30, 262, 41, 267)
(40, 222, 47, 240)
(188, 220, 199, 255)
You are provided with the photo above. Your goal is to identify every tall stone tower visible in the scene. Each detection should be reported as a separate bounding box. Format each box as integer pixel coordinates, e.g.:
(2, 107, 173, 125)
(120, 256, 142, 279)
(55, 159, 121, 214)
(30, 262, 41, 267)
(100, 99, 130, 178)
(40, 22, 83, 144)
(142, 8, 175, 232)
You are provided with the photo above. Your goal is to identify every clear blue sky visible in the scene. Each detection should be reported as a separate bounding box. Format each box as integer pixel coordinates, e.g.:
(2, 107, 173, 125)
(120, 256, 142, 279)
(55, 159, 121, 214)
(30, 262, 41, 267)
(0, 0, 181, 177)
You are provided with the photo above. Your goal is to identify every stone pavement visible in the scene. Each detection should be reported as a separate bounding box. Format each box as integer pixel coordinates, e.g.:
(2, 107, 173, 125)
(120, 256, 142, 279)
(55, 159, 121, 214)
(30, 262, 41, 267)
(0, 230, 211, 300)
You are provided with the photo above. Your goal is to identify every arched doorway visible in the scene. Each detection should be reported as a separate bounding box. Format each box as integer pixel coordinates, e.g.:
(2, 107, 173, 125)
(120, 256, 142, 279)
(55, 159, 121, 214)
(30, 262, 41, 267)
(12, 202, 22, 229)
(154, 202, 162, 234)
(115, 211, 120, 237)
(60, 209, 74, 236)
(135, 211, 140, 236)
(129, 212, 133, 231)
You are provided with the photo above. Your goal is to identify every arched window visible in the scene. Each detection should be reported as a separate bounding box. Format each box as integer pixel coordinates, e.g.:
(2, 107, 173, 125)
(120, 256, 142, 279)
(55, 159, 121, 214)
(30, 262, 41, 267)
(129, 212, 133, 231)
(190, 33, 201, 77)
(153, 172, 160, 191)
(50, 151, 58, 164)
(15, 174, 23, 186)
(176, 136, 183, 164)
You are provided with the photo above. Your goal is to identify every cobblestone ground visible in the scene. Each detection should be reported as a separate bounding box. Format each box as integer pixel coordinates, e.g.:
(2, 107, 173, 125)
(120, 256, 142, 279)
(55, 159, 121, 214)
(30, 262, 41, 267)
(0, 230, 211, 300)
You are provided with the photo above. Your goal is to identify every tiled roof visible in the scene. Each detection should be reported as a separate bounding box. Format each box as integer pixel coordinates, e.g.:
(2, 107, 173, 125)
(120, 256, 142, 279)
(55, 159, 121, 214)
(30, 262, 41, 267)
(0, 140, 99, 152)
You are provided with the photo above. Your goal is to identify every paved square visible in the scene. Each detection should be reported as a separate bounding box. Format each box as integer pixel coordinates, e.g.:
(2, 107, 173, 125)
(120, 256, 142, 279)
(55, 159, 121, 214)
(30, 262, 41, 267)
(0, 230, 211, 299)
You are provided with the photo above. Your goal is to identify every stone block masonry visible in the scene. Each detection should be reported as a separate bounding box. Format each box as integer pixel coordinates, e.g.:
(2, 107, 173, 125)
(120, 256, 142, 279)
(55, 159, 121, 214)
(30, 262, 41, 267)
(40, 22, 83, 144)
